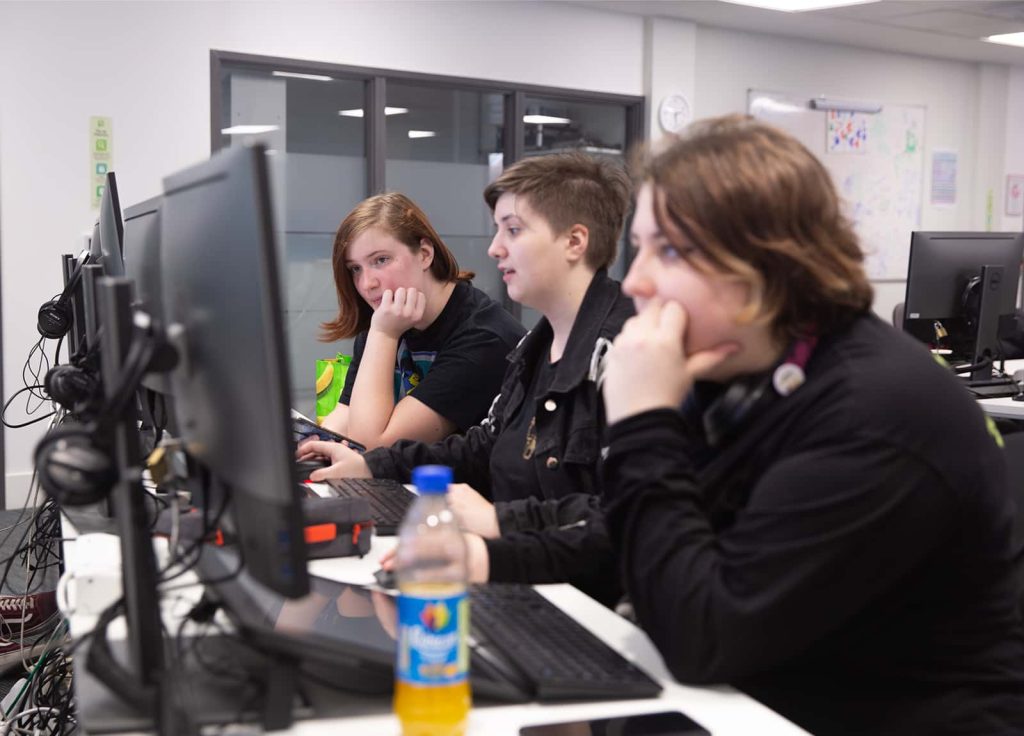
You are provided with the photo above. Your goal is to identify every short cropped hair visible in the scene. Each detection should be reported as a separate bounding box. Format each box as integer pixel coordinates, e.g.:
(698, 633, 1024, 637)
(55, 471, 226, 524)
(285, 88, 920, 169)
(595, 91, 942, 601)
(321, 192, 473, 341)
(483, 151, 631, 270)
(638, 115, 873, 342)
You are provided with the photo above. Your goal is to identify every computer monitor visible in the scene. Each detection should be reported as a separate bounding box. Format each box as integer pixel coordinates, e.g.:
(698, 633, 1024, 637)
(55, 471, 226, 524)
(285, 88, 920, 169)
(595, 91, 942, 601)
(122, 196, 174, 400)
(903, 231, 1024, 381)
(75, 173, 126, 356)
(97, 171, 125, 277)
(159, 144, 308, 599)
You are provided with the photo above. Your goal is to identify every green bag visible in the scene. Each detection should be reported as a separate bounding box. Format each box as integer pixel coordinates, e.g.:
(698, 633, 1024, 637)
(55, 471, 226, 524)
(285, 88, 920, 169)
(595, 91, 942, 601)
(315, 353, 351, 423)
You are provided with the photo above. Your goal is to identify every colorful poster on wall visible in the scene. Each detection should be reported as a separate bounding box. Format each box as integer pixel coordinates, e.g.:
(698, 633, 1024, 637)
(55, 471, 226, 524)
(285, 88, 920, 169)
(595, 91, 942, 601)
(930, 149, 957, 206)
(826, 111, 868, 154)
(1006, 174, 1024, 217)
(90, 116, 113, 209)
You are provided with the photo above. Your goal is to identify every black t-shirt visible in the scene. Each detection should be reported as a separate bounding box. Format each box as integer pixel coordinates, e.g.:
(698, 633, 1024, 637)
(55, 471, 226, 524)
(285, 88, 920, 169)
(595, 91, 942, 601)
(339, 281, 525, 432)
(489, 353, 559, 499)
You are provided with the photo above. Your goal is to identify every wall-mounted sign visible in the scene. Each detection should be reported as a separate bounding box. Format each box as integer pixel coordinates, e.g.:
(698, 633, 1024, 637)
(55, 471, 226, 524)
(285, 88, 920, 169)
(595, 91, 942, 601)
(1006, 174, 1024, 218)
(90, 116, 113, 209)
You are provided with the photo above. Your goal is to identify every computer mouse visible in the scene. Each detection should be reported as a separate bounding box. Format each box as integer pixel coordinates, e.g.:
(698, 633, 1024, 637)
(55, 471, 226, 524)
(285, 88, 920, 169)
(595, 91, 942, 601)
(373, 567, 398, 590)
(294, 457, 330, 481)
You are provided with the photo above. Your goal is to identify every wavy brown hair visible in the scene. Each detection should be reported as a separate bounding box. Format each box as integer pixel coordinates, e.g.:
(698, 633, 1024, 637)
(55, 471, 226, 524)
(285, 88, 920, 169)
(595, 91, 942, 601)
(638, 114, 873, 343)
(483, 151, 631, 270)
(320, 192, 474, 341)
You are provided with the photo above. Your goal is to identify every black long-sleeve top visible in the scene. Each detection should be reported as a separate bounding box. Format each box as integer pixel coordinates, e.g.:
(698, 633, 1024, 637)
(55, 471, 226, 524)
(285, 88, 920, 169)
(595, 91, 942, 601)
(364, 271, 633, 605)
(603, 314, 1024, 735)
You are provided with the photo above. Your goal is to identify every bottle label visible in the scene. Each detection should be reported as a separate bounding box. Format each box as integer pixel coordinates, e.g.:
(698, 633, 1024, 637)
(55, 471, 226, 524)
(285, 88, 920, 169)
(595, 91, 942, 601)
(396, 591, 469, 686)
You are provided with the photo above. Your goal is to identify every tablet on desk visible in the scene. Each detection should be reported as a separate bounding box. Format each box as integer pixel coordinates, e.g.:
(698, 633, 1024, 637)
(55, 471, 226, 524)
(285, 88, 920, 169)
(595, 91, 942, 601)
(291, 409, 366, 453)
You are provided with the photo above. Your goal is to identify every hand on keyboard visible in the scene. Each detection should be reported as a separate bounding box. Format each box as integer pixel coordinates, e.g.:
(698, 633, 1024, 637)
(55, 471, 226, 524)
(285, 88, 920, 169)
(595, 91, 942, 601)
(296, 438, 371, 482)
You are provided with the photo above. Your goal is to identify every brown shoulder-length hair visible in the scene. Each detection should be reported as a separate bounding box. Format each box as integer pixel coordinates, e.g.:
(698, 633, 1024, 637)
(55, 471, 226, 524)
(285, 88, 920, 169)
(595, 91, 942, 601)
(320, 192, 474, 341)
(637, 114, 873, 343)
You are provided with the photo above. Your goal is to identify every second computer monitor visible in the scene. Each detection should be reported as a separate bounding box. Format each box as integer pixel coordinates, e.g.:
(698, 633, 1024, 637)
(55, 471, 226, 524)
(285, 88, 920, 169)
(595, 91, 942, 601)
(97, 171, 125, 277)
(903, 231, 1024, 368)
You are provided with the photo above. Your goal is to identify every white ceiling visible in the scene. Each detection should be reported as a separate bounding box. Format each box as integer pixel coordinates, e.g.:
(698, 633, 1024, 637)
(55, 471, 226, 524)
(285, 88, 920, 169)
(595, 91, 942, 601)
(575, 0, 1024, 65)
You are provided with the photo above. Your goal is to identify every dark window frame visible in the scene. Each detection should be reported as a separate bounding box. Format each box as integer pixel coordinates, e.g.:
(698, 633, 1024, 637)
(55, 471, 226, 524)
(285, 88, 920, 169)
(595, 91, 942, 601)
(210, 50, 645, 316)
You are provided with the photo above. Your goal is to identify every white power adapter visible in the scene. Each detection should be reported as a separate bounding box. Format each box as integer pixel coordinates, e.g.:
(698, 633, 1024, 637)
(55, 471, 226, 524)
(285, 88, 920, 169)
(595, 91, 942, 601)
(57, 533, 123, 617)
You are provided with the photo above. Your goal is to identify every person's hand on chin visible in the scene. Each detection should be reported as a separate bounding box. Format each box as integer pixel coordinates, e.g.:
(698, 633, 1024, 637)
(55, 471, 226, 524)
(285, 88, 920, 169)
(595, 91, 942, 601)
(603, 298, 739, 426)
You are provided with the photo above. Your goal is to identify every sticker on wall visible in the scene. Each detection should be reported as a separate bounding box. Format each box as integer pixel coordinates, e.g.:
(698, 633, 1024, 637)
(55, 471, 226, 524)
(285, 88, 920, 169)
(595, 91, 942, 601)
(826, 111, 868, 154)
(930, 149, 957, 206)
(90, 116, 113, 209)
(1006, 175, 1024, 218)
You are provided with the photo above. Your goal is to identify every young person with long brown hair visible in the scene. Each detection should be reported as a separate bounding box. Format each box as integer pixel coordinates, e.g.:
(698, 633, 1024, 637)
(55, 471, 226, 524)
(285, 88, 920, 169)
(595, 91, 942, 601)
(600, 115, 1024, 735)
(319, 193, 523, 450)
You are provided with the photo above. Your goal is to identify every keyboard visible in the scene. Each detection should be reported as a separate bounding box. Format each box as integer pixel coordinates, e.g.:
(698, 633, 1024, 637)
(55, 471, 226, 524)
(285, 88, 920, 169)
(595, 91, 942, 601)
(469, 584, 663, 701)
(967, 380, 1020, 399)
(321, 478, 415, 535)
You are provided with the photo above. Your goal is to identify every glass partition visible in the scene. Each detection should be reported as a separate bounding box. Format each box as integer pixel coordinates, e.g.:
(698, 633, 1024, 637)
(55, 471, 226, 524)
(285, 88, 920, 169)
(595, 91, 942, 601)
(385, 83, 505, 306)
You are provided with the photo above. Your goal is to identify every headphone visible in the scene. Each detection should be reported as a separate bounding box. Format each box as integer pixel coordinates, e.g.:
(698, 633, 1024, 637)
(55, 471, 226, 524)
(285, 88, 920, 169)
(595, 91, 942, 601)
(35, 320, 177, 507)
(44, 364, 101, 417)
(42, 331, 107, 418)
(703, 335, 817, 448)
(37, 252, 91, 340)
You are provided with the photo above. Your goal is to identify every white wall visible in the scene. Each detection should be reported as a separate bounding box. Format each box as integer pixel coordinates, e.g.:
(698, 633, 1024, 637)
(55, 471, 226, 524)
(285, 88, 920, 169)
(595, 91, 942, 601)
(1002, 65, 1024, 234)
(691, 26, 1013, 322)
(0, 0, 644, 506)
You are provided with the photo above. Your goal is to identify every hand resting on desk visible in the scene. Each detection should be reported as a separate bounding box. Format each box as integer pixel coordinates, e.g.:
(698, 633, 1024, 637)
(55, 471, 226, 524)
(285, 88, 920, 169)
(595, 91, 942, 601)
(295, 438, 371, 482)
(380, 532, 490, 584)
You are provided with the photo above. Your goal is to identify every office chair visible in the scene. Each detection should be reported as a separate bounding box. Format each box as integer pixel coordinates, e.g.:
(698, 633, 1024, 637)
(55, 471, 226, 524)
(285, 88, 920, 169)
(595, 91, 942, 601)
(892, 302, 906, 329)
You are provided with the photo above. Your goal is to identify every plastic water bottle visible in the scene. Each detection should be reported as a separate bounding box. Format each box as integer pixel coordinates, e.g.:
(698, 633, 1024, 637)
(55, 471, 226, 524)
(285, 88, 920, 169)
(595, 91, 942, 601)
(393, 465, 471, 736)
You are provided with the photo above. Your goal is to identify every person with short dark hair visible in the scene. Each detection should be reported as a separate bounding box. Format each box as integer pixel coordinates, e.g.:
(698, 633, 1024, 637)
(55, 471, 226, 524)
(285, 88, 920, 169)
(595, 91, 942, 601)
(319, 192, 524, 450)
(302, 152, 634, 604)
(601, 115, 1024, 734)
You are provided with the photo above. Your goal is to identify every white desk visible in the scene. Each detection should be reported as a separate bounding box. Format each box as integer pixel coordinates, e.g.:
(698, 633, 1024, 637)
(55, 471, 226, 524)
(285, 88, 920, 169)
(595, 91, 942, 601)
(971, 360, 1024, 420)
(977, 396, 1024, 420)
(60, 519, 809, 736)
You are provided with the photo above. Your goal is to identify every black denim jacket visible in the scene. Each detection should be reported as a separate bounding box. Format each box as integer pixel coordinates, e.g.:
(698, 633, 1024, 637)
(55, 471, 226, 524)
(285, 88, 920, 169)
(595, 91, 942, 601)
(363, 270, 634, 604)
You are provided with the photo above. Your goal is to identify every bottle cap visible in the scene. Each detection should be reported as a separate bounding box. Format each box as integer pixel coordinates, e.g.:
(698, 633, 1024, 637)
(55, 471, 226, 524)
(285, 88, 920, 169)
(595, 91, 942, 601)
(412, 465, 452, 495)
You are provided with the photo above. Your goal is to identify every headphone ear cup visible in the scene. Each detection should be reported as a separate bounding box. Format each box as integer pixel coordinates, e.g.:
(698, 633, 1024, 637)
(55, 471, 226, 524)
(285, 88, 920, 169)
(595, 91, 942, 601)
(37, 299, 73, 340)
(962, 275, 982, 329)
(703, 376, 772, 448)
(34, 425, 116, 506)
(44, 365, 100, 412)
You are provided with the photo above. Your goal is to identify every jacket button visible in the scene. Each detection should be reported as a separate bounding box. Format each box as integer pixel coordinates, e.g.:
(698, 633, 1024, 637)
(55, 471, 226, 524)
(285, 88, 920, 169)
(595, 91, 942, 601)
(544, 399, 557, 412)
(546, 457, 560, 470)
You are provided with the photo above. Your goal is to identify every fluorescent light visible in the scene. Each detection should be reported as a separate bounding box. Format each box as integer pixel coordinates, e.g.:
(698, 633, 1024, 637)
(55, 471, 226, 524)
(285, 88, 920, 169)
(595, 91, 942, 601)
(810, 97, 882, 114)
(720, 0, 878, 11)
(272, 71, 332, 82)
(220, 125, 280, 135)
(338, 107, 409, 118)
(408, 130, 436, 139)
(749, 96, 807, 115)
(985, 32, 1024, 48)
(523, 114, 571, 125)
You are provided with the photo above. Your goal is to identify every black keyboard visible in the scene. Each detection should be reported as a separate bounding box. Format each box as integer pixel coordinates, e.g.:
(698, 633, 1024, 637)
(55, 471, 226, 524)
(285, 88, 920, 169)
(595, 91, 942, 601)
(469, 584, 662, 701)
(322, 478, 415, 535)
(967, 380, 1019, 399)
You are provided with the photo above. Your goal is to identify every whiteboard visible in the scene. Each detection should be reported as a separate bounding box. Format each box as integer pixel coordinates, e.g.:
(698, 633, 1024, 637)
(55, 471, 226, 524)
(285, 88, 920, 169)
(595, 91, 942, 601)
(748, 90, 925, 281)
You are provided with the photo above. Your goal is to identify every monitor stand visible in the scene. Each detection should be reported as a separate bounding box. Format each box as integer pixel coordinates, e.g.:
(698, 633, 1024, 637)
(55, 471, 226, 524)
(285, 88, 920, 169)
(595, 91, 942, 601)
(93, 278, 172, 732)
